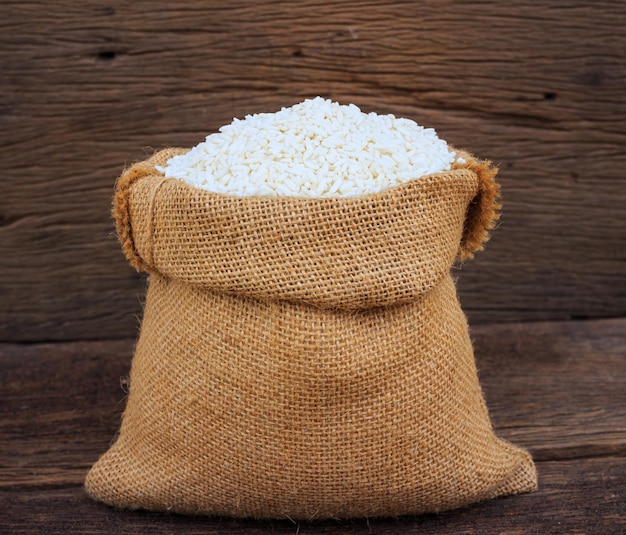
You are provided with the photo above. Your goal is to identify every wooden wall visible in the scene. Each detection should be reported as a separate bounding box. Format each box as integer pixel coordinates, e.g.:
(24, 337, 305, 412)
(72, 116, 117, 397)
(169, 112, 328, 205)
(1, 1, 625, 342)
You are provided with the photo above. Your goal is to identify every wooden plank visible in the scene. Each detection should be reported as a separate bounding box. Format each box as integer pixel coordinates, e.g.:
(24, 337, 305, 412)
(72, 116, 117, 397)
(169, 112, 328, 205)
(0, 340, 133, 489)
(2, 457, 624, 534)
(0, 1, 625, 341)
(1, 319, 625, 531)
(472, 318, 626, 461)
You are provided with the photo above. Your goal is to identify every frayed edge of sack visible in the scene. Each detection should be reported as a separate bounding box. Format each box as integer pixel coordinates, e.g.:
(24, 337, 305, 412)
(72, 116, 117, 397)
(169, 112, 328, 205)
(453, 151, 502, 262)
(112, 148, 187, 272)
(112, 161, 155, 272)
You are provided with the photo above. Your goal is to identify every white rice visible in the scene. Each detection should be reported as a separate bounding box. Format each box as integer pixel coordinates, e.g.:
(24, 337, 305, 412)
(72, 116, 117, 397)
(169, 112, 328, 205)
(157, 97, 458, 198)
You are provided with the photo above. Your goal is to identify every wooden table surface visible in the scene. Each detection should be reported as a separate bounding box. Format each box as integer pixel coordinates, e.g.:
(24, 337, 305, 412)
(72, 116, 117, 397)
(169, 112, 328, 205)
(2, 318, 624, 534)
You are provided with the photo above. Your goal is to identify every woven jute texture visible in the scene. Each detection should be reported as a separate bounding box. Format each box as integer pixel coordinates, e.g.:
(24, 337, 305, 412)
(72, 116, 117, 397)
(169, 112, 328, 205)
(85, 148, 537, 519)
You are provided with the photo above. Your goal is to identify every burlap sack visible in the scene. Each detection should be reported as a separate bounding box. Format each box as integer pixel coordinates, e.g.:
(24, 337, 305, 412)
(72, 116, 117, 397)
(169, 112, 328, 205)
(85, 148, 537, 519)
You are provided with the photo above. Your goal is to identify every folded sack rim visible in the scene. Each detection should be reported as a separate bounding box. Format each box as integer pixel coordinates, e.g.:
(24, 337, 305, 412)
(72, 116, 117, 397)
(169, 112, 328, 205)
(113, 148, 499, 309)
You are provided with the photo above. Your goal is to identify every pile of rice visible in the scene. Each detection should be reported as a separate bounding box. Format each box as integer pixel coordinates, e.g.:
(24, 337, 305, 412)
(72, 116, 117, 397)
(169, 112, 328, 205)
(158, 97, 458, 198)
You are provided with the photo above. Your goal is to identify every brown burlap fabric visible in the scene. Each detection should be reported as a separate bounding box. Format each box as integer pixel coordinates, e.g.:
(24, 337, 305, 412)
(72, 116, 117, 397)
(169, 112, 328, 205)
(85, 148, 537, 519)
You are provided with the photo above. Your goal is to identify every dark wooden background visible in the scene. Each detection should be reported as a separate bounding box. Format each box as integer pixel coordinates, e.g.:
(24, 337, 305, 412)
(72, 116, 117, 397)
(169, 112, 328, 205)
(1, 0, 625, 342)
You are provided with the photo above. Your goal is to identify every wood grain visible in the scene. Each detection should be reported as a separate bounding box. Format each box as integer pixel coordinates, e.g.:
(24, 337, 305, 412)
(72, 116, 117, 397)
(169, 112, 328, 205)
(473, 319, 626, 461)
(2, 458, 623, 535)
(1, 319, 624, 532)
(1, 1, 625, 341)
